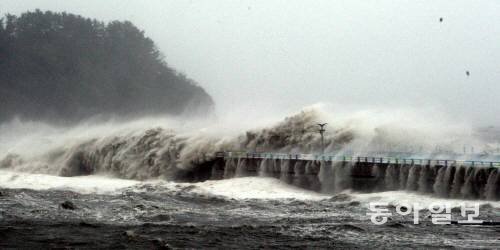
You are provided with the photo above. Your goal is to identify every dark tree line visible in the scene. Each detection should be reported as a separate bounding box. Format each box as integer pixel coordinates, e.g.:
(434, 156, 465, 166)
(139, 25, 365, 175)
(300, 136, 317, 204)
(0, 10, 214, 123)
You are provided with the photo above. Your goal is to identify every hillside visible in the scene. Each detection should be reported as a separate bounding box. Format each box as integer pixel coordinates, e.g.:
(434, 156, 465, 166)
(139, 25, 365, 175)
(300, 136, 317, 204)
(0, 10, 214, 123)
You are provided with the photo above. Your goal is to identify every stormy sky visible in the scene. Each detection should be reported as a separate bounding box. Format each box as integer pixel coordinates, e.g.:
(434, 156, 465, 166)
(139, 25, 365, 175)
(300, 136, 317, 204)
(1, 0, 499, 125)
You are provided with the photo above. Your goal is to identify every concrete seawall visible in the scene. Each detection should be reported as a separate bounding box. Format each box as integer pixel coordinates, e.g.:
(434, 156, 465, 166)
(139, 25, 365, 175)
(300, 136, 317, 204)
(201, 155, 500, 200)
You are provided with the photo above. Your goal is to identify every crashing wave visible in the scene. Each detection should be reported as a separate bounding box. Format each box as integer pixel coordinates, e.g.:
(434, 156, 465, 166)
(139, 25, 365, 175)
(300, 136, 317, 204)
(0, 109, 350, 179)
(0, 107, 498, 200)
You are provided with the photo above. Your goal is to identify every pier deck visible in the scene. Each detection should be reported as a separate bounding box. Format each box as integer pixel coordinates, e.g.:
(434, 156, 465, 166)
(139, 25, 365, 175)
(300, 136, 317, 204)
(216, 151, 500, 168)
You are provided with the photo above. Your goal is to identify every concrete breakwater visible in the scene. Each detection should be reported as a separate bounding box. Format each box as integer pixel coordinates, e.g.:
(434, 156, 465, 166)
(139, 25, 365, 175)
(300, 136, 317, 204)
(203, 152, 500, 200)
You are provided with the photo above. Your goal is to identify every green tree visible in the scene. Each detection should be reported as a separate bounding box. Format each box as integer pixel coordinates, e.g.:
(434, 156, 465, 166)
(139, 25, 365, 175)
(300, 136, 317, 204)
(0, 10, 214, 123)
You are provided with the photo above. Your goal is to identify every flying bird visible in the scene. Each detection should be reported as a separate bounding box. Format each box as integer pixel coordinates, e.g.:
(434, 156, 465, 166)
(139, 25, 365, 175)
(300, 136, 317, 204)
(466, 71, 470, 77)
(439, 17, 443, 22)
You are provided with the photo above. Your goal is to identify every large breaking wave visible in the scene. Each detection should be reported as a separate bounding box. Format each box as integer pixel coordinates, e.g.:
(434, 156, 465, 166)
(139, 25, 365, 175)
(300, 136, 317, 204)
(0, 105, 498, 199)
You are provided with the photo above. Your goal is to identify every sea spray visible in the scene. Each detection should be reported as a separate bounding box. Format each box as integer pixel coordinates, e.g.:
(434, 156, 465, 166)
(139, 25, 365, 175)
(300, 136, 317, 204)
(318, 160, 335, 193)
(258, 159, 269, 177)
(279, 159, 293, 183)
(406, 165, 420, 191)
(451, 166, 466, 198)
(293, 161, 308, 189)
(305, 161, 321, 191)
(385, 164, 399, 190)
(433, 166, 448, 197)
(235, 158, 247, 177)
(442, 165, 456, 197)
(398, 164, 409, 190)
(0, 107, 498, 200)
(485, 169, 499, 200)
(461, 167, 476, 199)
(223, 159, 236, 179)
(334, 161, 352, 192)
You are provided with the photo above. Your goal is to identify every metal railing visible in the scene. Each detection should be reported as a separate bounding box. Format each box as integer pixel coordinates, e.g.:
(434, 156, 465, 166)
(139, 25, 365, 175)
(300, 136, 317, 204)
(216, 151, 500, 168)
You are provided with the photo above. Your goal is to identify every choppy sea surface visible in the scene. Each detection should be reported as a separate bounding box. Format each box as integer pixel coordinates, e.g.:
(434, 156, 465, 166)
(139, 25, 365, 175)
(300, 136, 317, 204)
(0, 170, 499, 249)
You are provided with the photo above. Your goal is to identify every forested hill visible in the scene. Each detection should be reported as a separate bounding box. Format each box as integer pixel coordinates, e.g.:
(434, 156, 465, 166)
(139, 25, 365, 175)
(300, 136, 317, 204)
(0, 10, 214, 123)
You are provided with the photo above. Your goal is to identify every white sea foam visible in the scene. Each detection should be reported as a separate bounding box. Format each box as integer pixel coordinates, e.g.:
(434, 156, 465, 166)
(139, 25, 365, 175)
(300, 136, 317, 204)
(0, 170, 139, 194)
(187, 176, 329, 200)
(0, 170, 328, 200)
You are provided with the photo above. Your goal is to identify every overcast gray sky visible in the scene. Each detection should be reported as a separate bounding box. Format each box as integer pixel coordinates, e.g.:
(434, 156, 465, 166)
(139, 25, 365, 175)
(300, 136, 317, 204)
(1, 0, 499, 125)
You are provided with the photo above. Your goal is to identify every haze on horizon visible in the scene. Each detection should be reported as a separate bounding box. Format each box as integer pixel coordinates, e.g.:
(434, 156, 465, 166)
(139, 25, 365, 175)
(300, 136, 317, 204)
(1, 0, 499, 125)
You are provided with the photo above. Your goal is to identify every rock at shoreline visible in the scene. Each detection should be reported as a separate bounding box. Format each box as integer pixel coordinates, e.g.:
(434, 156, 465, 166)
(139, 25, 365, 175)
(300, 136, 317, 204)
(60, 201, 76, 210)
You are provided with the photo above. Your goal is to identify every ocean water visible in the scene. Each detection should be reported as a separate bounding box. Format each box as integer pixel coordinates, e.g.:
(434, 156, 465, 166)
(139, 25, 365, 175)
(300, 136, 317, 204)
(0, 171, 499, 249)
(0, 109, 499, 248)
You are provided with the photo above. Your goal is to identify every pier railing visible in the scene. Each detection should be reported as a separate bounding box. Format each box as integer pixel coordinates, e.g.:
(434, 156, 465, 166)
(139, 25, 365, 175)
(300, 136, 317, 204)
(216, 151, 500, 168)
